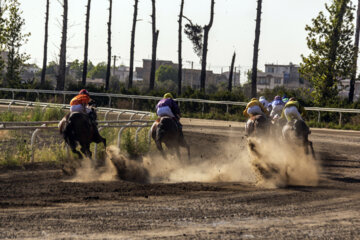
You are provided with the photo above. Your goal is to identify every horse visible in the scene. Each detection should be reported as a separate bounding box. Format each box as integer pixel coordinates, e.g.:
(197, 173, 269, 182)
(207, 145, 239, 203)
(245, 114, 271, 138)
(151, 116, 190, 161)
(59, 108, 106, 159)
(282, 119, 315, 158)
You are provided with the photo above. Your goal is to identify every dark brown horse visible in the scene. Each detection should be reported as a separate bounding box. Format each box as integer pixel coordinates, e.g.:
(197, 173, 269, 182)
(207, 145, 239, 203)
(59, 109, 106, 159)
(282, 119, 315, 158)
(151, 116, 190, 160)
(245, 114, 271, 138)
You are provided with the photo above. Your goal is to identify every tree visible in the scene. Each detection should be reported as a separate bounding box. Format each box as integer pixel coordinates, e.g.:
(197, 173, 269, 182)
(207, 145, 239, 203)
(199, 0, 215, 92)
(228, 52, 236, 92)
(82, 0, 91, 87)
(87, 62, 107, 79)
(349, 0, 360, 102)
(56, 0, 68, 90)
(300, 0, 354, 105)
(128, 0, 138, 89)
(40, 0, 49, 87)
(0, 0, 8, 79)
(183, 0, 214, 92)
(178, 0, 184, 95)
(105, 0, 112, 91)
(149, 0, 159, 91)
(4, 0, 30, 87)
(251, 0, 263, 98)
(155, 64, 178, 83)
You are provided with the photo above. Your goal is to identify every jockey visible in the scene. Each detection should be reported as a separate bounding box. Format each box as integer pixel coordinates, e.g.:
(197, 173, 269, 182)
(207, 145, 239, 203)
(243, 98, 269, 118)
(156, 93, 182, 129)
(270, 95, 285, 119)
(259, 96, 269, 108)
(70, 89, 96, 123)
(281, 97, 306, 122)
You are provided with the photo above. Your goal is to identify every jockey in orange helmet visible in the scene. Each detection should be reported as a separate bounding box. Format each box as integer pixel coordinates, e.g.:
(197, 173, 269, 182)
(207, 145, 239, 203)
(70, 89, 92, 114)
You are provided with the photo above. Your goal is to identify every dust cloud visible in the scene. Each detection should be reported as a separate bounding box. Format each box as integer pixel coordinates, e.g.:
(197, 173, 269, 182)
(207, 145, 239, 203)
(247, 137, 320, 188)
(66, 136, 320, 188)
(66, 154, 117, 183)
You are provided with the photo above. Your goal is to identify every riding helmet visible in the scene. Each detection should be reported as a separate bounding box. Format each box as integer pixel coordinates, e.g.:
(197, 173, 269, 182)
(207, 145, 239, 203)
(79, 89, 90, 96)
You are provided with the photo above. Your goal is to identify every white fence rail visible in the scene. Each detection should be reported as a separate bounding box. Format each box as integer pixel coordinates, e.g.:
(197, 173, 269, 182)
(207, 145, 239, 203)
(0, 119, 153, 162)
(1, 88, 360, 125)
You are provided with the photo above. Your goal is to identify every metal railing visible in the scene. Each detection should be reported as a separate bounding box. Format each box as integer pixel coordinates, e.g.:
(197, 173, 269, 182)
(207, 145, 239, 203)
(0, 99, 152, 121)
(0, 119, 153, 163)
(1, 88, 360, 125)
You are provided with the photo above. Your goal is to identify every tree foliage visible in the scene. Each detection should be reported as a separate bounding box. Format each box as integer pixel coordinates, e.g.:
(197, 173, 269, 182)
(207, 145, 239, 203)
(184, 22, 203, 58)
(155, 64, 178, 83)
(87, 62, 106, 79)
(300, 0, 355, 105)
(1, 0, 30, 87)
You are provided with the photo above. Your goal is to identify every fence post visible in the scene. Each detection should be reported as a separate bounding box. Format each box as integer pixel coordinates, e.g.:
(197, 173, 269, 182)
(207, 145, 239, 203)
(108, 96, 112, 108)
(12, 91, 14, 99)
(202, 103, 205, 114)
(226, 104, 229, 114)
(317, 111, 321, 123)
(131, 98, 135, 110)
(31, 128, 42, 163)
(339, 112, 342, 126)
(63, 94, 66, 104)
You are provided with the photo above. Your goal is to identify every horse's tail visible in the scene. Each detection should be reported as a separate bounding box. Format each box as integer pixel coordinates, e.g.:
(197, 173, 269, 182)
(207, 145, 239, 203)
(156, 119, 166, 142)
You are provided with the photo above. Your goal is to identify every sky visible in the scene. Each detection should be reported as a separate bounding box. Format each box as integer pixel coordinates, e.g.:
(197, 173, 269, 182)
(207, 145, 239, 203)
(18, 0, 334, 81)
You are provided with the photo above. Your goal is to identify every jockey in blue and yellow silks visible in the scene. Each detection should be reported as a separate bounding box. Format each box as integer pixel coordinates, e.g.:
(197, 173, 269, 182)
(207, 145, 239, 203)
(281, 97, 306, 122)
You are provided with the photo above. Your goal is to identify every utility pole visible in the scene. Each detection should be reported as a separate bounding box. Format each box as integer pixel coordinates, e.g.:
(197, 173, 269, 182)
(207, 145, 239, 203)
(112, 55, 119, 76)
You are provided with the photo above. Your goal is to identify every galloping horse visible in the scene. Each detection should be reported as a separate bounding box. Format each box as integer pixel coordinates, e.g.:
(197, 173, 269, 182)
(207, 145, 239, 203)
(151, 116, 190, 160)
(282, 119, 315, 157)
(59, 108, 106, 159)
(245, 114, 271, 138)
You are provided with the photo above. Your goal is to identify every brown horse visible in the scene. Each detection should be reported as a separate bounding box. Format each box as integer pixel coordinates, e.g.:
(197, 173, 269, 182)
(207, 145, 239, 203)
(151, 116, 190, 160)
(282, 119, 315, 158)
(59, 109, 106, 159)
(245, 114, 271, 138)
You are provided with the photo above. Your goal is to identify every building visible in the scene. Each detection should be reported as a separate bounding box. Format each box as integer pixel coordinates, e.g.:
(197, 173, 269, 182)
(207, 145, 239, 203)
(256, 63, 309, 91)
(338, 79, 360, 101)
(135, 59, 220, 89)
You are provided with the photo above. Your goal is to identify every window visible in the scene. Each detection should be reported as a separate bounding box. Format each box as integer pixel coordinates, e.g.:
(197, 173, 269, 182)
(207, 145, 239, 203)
(275, 78, 281, 84)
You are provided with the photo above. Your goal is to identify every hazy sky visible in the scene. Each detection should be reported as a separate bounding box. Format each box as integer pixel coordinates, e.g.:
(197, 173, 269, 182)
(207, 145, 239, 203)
(18, 0, 334, 78)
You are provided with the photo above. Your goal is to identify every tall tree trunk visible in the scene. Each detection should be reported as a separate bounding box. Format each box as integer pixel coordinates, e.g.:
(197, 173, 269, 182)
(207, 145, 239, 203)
(56, 0, 68, 91)
(228, 52, 236, 92)
(200, 0, 215, 92)
(128, 0, 138, 89)
(82, 0, 91, 87)
(251, 0, 263, 98)
(40, 0, 49, 88)
(105, 0, 112, 91)
(149, 0, 159, 91)
(326, 0, 349, 99)
(178, 0, 184, 95)
(349, 0, 360, 102)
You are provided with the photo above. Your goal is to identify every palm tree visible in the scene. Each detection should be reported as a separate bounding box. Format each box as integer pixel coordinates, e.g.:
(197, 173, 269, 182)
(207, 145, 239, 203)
(251, 0, 263, 98)
(82, 0, 91, 87)
(40, 0, 49, 87)
(149, 0, 159, 90)
(105, 0, 112, 91)
(349, 0, 360, 102)
(178, 0, 184, 95)
(199, 0, 215, 92)
(56, 0, 68, 90)
(128, 0, 138, 89)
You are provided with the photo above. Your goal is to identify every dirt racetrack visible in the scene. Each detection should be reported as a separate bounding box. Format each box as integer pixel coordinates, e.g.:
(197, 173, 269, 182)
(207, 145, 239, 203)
(1, 118, 360, 239)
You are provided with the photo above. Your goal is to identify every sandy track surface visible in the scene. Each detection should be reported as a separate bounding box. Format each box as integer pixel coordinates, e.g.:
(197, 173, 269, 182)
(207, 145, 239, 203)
(1, 118, 360, 239)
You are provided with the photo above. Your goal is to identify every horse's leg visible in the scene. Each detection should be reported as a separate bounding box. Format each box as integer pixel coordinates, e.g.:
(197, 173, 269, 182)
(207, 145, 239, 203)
(65, 136, 83, 159)
(156, 140, 167, 159)
(309, 141, 316, 159)
(175, 146, 181, 161)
